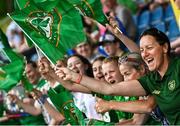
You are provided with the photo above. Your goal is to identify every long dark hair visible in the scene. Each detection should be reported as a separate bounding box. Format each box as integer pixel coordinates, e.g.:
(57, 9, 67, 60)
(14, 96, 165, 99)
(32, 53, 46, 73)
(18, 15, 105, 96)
(67, 54, 94, 77)
(139, 28, 171, 56)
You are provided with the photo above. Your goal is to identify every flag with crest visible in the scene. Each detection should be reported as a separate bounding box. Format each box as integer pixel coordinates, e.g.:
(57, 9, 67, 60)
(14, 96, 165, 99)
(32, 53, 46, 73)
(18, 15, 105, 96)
(9, 0, 86, 64)
(67, 0, 108, 25)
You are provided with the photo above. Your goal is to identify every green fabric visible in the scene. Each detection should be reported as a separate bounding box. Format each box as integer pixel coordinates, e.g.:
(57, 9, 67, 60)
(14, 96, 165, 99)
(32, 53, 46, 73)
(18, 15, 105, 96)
(0, 49, 24, 92)
(21, 75, 33, 92)
(14, 0, 29, 9)
(48, 85, 85, 125)
(22, 76, 46, 92)
(9, 0, 86, 64)
(96, 94, 119, 123)
(15, 0, 34, 47)
(19, 114, 46, 126)
(35, 79, 46, 89)
(145, 116, 161, 125)
(138, 57, 180, 124)
(0, 118, 21, 125)
(67, 0, 108, 25)
(53, 84, 66, 93)
(0, 29, 24, 92)
(114, 96, 137, 120)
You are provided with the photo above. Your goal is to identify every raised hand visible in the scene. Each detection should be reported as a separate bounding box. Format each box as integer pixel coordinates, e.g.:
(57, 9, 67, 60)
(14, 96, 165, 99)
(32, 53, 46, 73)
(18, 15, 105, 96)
(38, 57, 52, 74)
(38, 57, 56, 80)
(7, 94, 20, 104)
(30, 89, 43, 100)
(55, 67, 73, 81)
(95, 97, 111, 113)
(106, 17, 122, 36)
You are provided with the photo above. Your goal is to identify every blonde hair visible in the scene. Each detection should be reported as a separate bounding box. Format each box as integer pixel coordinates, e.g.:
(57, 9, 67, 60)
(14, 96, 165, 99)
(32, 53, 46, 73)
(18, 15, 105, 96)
(118, 52, 147, 72)
(103, 56, 119, 65)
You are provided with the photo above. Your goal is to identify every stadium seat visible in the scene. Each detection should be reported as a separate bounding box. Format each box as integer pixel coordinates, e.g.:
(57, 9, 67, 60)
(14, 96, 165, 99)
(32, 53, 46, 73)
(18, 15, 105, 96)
(138, 10, 150, 29)
(164, 4, 174, 22)
(167, 19, 180, 41)
(152, 22, 166, 33)
(150, 6, 164, 25)
(133, 15, 138, 26)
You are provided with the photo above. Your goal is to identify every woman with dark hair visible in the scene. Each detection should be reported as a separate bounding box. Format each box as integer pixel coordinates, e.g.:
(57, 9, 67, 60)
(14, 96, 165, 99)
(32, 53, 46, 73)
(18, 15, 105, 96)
(56, 28, 180, 124)
(45, 54, 104, 121)
(67, 54, 94, 78)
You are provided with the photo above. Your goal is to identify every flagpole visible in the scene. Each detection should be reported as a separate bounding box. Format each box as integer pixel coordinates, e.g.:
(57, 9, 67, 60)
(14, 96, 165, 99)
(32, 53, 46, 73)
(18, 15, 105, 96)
(7, 13, 55, 66)
(35, 46, 43, 60)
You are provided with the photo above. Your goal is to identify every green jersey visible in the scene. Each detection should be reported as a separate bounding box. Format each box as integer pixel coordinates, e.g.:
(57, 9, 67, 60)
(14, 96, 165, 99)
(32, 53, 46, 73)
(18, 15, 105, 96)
(96, 94, 119, 123)
(138, 57, 180, 124)
(114, 96, 137, 120)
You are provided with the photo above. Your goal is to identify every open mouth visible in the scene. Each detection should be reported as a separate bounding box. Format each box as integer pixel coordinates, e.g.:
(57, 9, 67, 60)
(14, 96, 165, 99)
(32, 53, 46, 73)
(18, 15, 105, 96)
(97, 75, 104, 80)
(146, 58, 154, 65)
(109, 80, 116, 84)
(72, 69, 80, 73)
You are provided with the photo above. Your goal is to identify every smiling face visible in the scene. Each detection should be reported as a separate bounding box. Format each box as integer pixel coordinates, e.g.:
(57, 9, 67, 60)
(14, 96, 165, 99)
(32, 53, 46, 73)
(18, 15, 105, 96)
(92, 60, 105, 81)
(102, 62, 123, 84)
(67, 56, 86, 74)
(75, 42, 92, 58)
(140, 35, 168, 72)
(25, 63, 40, 84)
(103, 42, 118, 56)
(119, 64, 142, 81)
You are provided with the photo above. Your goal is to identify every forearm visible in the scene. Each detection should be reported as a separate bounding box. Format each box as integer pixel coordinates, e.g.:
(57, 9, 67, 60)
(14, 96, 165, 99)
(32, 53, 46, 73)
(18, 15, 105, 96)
(71, 73, 114, 95)
(116, 33, 140, 53)
(109, 100, 153, 113)
(170, 37, 180, 49)
(118, 113, 149, 125)
(72, 74, 146, 96)
(17, 100, 41, 115)
(56, 77, 91, 93)
(0, 117, 9, 122)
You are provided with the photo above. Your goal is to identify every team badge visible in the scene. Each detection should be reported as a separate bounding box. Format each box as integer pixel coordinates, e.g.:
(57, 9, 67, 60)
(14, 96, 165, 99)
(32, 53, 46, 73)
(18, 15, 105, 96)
(168, 80, 176, 91)
(26, 9, 62, 47)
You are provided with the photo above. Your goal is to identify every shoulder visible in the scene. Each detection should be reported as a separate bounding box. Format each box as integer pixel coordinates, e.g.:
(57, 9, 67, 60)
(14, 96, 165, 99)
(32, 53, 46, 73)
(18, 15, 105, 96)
(169, 57, 180, 70)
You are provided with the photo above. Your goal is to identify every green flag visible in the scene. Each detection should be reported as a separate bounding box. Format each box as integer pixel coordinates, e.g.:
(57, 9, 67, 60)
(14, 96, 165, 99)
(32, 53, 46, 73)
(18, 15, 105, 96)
(0, 49, 24, 92)
(21, 75, 33, 92)
(0, 29, 25, 92)
(8, 0, 86, 64)
(48, 87, 85, 125)
(14, 0, 34, 47)
(67, 0, 108, 25)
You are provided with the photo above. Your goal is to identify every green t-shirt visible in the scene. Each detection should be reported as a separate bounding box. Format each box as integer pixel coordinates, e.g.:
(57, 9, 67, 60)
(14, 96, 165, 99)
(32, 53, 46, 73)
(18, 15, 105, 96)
(114, 96, 137, 120)
(138, 57, 180, 124)
(34, 79, 46, 89)
(96, 94, 119, 123)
